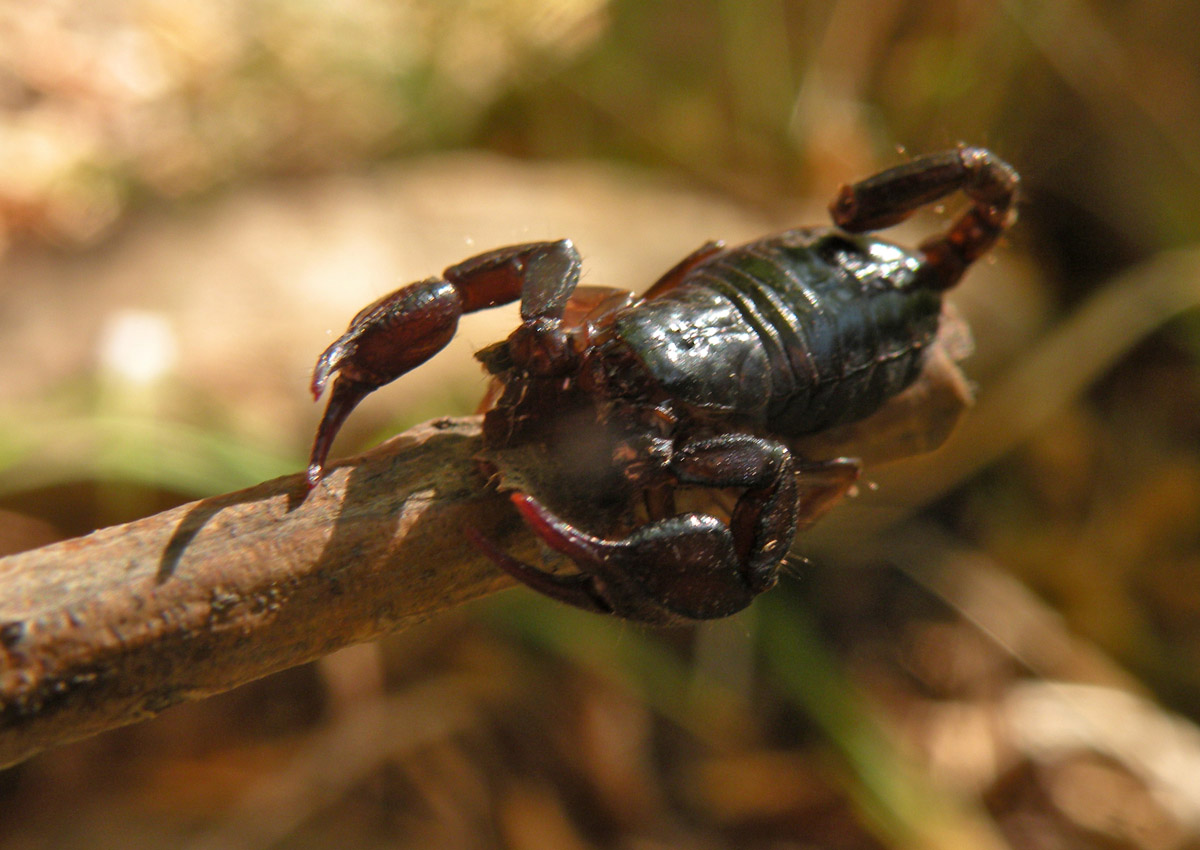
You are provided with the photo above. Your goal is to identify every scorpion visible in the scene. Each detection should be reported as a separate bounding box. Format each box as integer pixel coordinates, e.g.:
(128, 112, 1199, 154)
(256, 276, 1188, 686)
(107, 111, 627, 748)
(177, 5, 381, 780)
(304, 147, 1019, 624)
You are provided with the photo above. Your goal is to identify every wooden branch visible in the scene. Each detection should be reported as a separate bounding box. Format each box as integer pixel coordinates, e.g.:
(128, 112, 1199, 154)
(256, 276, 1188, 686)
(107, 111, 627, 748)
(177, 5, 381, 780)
(0, 416, 526, 769)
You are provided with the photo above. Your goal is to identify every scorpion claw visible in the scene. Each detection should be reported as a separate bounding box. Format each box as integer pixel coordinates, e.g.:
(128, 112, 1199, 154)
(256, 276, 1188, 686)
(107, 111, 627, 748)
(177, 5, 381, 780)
(509, 493, 601, 561)
(498, 492, 760, 623)
(306, 376, 374, 489)
(464, 522, 614, 615)
(303, 240, 584, 493)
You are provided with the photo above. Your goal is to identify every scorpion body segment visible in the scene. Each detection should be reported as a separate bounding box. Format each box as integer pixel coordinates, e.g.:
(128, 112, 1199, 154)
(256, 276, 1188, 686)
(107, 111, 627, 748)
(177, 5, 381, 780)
(609, 230, 940, 435)
(305, 146, 1019, 623)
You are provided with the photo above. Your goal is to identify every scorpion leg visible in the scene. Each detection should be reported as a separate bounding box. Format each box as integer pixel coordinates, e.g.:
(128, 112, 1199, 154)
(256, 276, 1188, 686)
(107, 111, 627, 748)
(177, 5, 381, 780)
(307, 239, 581, 487)
(668, 435, 798, 594)
(829, 146, 1019, 289)
(476, 434, 804, 623)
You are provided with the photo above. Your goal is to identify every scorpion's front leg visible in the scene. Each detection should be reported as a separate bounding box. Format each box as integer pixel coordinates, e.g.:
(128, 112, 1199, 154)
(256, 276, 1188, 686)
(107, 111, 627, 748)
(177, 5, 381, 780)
(307, 239, 581, 487)
(476, 435, 855, 623)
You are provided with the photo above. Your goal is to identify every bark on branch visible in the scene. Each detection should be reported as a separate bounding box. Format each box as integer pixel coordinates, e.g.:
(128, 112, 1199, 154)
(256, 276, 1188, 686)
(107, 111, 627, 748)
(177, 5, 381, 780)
(0, 416, 523, 769)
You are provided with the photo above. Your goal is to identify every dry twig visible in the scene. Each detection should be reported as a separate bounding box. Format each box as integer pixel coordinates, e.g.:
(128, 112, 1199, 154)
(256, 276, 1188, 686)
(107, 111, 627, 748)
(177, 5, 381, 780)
(0, 416, 521, 769)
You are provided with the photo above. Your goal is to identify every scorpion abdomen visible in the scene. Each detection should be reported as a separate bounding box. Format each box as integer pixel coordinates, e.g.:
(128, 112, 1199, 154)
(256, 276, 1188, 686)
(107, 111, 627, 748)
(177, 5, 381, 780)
(614, 228, 944, 436)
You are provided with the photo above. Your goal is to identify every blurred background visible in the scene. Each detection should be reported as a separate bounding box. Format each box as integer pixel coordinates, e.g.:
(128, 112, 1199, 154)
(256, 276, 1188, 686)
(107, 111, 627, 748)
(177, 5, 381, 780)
(3, 1, 1200, 848)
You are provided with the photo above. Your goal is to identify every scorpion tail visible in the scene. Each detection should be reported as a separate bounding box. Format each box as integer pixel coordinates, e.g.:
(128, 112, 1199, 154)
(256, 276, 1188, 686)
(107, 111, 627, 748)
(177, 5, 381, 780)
(829, 146, 1020, 290)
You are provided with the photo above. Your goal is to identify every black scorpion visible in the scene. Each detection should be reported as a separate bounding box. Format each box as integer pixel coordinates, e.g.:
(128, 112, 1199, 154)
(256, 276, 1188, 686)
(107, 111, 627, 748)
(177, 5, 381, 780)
(305, 147, 1019, 623)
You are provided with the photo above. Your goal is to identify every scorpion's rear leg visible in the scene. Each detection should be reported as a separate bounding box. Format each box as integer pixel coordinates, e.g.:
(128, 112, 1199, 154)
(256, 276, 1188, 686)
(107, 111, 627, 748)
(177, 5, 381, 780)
(829, 146, 1019, 290)
(307, 239, 581, 487)
(474, 435, 856, 623)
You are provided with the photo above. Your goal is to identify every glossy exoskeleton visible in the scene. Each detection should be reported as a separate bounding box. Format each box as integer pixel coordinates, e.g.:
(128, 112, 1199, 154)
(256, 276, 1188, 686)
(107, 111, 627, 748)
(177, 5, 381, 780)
(306, 147, 1019, 624)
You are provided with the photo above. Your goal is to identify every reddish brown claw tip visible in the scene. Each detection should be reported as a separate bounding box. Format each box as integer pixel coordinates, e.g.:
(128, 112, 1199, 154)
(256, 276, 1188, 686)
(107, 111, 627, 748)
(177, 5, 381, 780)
(509, 492, 558, 540)
(509, 492, 545, 534)
(509, 491, 608, 565)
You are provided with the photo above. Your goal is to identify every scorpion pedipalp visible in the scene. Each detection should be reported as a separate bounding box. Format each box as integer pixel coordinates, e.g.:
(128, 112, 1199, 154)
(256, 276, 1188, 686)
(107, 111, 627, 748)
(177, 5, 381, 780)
(306, 240, 582, 488)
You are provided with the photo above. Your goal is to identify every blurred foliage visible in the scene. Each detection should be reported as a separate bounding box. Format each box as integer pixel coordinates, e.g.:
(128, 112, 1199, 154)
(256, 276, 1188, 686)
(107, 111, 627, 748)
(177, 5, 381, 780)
(0, 0, 607, 247)
(8, 0, 1200, 266)
(3, 1, 1200, 848)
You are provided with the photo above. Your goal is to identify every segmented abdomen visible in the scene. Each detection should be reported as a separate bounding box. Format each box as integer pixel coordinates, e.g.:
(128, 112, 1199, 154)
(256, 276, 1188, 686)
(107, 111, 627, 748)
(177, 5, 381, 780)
(615, 228, 944, 436)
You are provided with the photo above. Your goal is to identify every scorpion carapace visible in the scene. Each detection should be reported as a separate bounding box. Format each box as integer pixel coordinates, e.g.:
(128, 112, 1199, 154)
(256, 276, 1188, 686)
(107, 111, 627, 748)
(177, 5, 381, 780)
(306, 146, 1019, 624)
